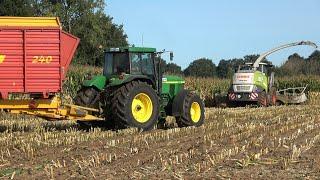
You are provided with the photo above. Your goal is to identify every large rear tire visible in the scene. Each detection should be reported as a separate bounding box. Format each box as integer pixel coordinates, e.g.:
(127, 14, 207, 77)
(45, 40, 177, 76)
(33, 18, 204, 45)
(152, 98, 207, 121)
(74, 87, 100, 109)
(110, 81, 159, 131)
(174, 91, 205, 127)
(74, 87, 102, 128)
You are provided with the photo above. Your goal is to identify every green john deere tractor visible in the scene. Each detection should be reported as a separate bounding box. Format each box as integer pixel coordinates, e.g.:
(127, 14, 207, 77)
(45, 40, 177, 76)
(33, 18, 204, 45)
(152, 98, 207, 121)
(74, 47, 205, 130)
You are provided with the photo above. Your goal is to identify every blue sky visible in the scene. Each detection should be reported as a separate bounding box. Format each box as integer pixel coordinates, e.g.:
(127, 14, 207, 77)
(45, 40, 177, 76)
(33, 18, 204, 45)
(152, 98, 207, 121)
(106, 0, 320, 69)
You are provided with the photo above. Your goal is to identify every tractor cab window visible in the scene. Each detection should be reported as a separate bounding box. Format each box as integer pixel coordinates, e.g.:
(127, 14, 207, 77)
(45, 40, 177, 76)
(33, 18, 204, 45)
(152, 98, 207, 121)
(130, 53, 155, 75)
(104, 53, 130, 75)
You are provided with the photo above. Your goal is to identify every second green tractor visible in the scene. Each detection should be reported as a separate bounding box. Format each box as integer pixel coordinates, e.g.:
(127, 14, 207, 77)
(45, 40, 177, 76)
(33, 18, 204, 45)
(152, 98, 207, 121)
(74, 47, 205, 130)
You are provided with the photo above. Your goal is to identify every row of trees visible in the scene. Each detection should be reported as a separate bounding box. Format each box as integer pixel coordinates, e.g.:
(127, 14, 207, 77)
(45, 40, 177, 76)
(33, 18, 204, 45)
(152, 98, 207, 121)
(163, 50, 320, 78)
(0, 0, 128, 66)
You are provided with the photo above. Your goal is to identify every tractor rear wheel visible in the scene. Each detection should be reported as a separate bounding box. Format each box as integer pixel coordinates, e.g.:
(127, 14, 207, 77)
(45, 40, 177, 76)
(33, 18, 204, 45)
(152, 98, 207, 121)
(74, 87, 100, 109)
(110, 81, 159, 131)
(174, 91, 205, 127)
(74, 87, 102, 128)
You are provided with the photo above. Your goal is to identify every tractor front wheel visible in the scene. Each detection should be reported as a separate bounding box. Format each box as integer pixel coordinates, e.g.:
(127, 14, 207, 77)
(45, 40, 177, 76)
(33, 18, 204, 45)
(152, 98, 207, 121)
(174, 91, 205, 127)
(111, 81, 159, 131)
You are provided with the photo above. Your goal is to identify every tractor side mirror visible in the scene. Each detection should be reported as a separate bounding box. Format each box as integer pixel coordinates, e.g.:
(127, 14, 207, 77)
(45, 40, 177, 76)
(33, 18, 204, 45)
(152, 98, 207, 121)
(170, 52, 174, 61)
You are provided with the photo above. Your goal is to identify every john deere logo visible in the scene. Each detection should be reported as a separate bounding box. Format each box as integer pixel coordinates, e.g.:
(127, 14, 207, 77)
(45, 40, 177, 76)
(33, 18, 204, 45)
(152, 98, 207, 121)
(0, 54, 5, 64)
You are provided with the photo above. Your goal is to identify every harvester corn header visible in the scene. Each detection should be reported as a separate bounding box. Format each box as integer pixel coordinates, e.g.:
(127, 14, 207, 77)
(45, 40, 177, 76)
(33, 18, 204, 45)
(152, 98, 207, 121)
(0, 17, 205, 131)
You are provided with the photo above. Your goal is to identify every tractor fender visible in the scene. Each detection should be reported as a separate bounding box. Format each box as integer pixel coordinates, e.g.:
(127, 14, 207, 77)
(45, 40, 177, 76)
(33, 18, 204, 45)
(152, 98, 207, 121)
(82, 75, 106, 91)
(171, 89, 191, 117)
(123, 76, 155, 86)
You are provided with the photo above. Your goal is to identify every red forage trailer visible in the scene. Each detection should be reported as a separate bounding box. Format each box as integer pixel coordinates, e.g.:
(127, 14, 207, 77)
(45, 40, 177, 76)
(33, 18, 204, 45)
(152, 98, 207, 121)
(0, 17, 79, 99)
(0, 17, 100, 121)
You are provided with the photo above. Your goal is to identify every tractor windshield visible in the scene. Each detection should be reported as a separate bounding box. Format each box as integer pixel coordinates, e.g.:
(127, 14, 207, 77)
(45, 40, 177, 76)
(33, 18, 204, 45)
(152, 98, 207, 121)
(104, 52, 130, 75)
(104, 52, 155, 76)
(130, 53, 155, 75)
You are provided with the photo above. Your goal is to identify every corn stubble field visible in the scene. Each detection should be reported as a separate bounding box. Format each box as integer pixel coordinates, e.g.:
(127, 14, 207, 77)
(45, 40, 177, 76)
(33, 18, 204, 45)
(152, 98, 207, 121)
(1, 67, 320, 178)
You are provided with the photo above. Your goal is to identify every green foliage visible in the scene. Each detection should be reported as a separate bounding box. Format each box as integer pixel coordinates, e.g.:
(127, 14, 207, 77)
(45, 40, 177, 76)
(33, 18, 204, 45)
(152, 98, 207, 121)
(63, 65, 102, 98)
(165, 62, 183, 75)
(0, 0, 35, 16)
(156, 57, 182, 75)
(276, 75, 320, 92)
(273, 50, 320, 77)
(184, 58, 217, 77)
(217, 58, 244, 78)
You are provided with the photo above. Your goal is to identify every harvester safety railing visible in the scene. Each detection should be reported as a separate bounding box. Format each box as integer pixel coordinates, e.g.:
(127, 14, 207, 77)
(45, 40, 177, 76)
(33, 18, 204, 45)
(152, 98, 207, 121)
(277, 85, 308, 97)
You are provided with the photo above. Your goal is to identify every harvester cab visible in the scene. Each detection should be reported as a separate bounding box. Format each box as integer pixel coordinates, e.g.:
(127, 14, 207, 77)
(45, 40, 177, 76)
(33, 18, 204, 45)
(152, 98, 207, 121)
(238, 62, 273, 73)
(228, 41, 318, 107)
(75, 47, 205, 130)
(229, 62, 272, 106)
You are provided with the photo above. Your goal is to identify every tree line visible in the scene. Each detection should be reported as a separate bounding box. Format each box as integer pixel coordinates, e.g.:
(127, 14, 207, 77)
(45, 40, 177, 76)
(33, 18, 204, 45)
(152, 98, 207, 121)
(163, 50, 320, 78)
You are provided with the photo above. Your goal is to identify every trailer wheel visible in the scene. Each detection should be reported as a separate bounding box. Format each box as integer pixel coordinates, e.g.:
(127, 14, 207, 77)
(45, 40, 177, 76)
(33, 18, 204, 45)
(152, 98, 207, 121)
(74, 87, 100, 110)
(258, 91, 268, 107)
(174, 91, 205, 127)
(110, 81, 159, 131)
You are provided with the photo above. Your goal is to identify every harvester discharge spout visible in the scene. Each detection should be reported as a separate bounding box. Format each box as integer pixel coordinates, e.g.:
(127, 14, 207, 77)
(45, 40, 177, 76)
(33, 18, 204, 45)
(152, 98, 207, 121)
(253, 41, 318, 69)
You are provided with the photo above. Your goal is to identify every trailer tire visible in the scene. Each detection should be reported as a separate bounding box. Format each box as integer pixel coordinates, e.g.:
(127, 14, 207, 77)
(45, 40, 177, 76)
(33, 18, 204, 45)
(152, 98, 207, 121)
(110, 81, 159, 131)
(174, 91, 205, 127)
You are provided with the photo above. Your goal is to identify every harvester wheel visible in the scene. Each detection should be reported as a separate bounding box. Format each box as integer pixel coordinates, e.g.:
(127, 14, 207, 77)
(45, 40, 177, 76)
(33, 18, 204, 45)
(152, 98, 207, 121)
(270, 88, 277, 106)
(110, 81, 159, 131)
(173, 90, 205, 127)
(258, 91, 268, 107)
(74, 87, 100, 109)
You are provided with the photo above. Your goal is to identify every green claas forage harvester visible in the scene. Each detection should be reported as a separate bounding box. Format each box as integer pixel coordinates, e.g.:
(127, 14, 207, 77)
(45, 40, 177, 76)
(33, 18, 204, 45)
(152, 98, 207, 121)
(228, 41, 318, 106)
(74, 47, 205, 130)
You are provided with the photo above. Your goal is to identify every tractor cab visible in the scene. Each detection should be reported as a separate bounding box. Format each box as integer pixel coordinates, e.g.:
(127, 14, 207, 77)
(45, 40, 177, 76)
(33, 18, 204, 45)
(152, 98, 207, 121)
(104, 47, 157, 77)
(102, 47, 160, 91)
